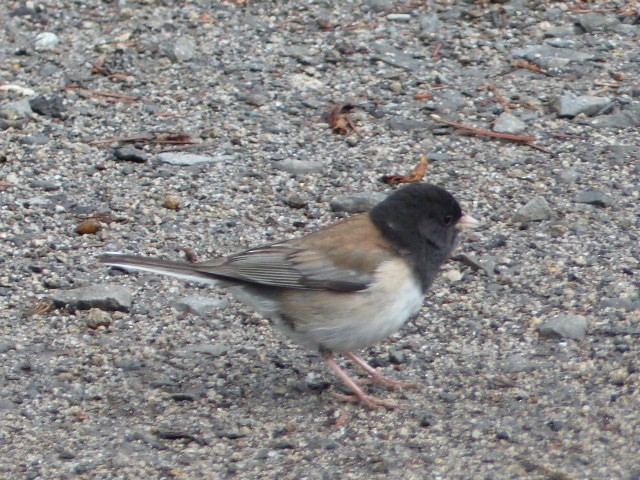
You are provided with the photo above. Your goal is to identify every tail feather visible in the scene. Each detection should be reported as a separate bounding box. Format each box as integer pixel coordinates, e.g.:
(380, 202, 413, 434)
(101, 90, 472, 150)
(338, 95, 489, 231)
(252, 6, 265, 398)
(98, 253, 221, 285)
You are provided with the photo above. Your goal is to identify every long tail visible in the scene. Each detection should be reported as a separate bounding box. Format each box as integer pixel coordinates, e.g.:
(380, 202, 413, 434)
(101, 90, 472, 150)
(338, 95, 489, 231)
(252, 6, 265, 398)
(98, 253, 221, 285)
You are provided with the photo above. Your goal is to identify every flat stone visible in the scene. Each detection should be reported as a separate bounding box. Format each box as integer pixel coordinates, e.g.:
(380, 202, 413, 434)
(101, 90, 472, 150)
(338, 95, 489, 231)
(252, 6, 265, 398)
(1, 99, 33, 119)
(158, 153, 236, 166)
(575, 13, 620, 33)
(493, 112, 526, 134)
(387, 116, 429, 131)
(34, 32, 59, 51)
(591, 103, 640, 128)
(330, 192, 387, 213)
(512, 45, 596, 69)
(272, 158, 323, 174)
(557, 94, 612, 118)
(512, 197, 552, 223)
(52, 284, 132, 312)
(537, 315, 588, 340)
(574, 189, 612, 207)
(371, 43, 422, 71)
(173, 295, 229, 317)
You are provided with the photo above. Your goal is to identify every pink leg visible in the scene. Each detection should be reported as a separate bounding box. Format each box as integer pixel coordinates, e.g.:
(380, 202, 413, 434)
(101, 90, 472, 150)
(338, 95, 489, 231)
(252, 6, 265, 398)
(343, 352, 419, 390)
(321, 351, 398, 409)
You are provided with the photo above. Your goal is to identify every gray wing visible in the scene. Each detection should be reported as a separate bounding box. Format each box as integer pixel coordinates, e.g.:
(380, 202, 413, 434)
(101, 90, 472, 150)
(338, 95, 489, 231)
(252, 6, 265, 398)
(194, 243, 373, 292)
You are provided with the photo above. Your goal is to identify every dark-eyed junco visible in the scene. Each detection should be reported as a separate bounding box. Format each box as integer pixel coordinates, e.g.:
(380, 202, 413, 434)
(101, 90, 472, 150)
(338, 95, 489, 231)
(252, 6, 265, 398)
(99, 183, 478, 408)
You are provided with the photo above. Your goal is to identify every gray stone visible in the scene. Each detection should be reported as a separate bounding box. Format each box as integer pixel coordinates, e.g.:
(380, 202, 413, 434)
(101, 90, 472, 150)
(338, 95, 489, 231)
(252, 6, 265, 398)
(52, 284, 132, 312)
(371, 43, 422, 71)
(168, 37, 196, 62)
(1, 99, 33, 119)
(34, 32, 59, 51)
(20, 134, 49, 145)
(29, 96, 65, 117)
(557, 94, 612, 118)
(511, 45, 596, 69)
(387, 116, 428, 131)
(591, 103, 640, 128)
(433, 90, 467, 113)
(537, 315, 589, 340)
(493, 112, 526, 134)
(330, 192, 387, 213)
(38, 63, 60, 77)
(419, 13, 440, 34)
(173, 295, 229, 317)
(574, 189, 612, 207)
(115, 145, 149, 163)
(386, 13, 411, 22)
(242, 92, 268, 107)
(85, 309, 112, 329)
(364, 0, 394, 12)
(512, 197, 552, 223)
(158, 153, 236, 166)
(500, 354, 554, 373)
(556, 169, 580, 184)
(575, 13, 620, 33)
(272, 158, 323, 174)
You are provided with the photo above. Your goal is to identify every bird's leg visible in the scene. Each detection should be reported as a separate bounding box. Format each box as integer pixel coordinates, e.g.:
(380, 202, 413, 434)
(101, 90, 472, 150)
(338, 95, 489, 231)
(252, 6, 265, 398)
(320, 350, 399, 410)
(343, 352, 419, 391)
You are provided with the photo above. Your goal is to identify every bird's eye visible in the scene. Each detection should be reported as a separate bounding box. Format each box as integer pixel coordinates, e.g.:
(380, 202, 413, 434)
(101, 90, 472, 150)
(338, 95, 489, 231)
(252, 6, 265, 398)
(443, 215, 453, 225)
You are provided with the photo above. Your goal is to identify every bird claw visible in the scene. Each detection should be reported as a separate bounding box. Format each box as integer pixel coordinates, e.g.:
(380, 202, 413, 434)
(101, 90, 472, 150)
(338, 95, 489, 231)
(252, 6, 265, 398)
(331, 391, 402, 410)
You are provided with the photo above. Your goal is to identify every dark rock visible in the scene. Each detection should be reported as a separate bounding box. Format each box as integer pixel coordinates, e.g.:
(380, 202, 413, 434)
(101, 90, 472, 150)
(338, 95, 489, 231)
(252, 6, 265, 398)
(114, 145, 149, 163)
(29, 95, 65, 118)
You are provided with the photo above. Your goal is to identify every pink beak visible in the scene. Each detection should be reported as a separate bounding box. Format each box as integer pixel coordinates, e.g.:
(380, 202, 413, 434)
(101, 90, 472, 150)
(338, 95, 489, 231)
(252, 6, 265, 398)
(457, 213, 480, 230)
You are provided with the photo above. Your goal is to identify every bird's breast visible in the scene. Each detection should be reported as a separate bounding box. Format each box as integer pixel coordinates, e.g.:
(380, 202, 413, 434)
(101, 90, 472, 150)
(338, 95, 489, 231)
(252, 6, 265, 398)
(276, 258, 424, 353)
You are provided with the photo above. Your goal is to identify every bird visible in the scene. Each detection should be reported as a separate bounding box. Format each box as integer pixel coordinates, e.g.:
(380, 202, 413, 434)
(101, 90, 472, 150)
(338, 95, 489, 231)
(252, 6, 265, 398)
(98, 183, 478, 409)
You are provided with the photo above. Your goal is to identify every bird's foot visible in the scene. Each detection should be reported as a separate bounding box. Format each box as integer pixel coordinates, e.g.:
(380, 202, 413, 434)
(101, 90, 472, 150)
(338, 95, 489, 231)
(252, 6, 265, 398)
(343, 352, 420, 391)
(331, 391, 401, 410)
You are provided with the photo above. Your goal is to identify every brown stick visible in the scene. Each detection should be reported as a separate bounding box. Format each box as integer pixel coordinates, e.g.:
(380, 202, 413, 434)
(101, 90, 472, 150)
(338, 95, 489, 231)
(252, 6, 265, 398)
(432, 116, 536, 143)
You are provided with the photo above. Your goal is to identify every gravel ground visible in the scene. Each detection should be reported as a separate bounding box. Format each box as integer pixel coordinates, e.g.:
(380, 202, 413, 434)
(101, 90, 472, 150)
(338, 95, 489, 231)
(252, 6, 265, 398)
(1, 1, 639, 478)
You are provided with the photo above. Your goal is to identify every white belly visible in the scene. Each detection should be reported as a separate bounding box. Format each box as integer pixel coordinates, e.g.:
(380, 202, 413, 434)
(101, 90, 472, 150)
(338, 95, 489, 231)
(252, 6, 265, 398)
(277, 259, 424, 353)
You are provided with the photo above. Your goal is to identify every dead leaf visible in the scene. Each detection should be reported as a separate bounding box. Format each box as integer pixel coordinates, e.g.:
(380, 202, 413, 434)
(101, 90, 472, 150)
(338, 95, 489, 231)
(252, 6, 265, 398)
(322, 103, 356, 135)
(381, 155, 429, 185)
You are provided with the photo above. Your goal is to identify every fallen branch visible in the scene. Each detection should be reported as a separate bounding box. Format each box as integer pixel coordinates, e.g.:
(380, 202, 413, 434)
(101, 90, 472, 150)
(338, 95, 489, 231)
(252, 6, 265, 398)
(432, 116, 535, 143)
(432, 116, 549, 152)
